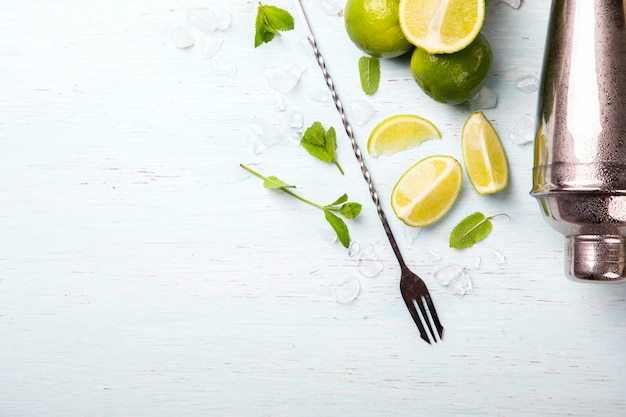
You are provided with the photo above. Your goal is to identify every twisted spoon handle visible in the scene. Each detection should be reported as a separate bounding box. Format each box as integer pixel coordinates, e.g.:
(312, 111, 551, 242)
(293, 0, 407, 269)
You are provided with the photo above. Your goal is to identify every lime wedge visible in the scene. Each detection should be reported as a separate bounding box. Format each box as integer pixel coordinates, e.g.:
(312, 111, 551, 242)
(367, 114, 441, 157)
(391, 155, 463, 227)
(461, 111, 509, 195)
(399, 0, 485, 54)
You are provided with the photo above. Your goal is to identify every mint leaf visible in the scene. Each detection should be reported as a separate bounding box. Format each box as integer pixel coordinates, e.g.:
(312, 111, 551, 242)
(449, 212, 508, 249)
(302, 122, 327, 147)
(263, 175, 294, 189)
(255, 4, 294, 48)
(325, 126, 338, 162)
(358, 56, 380, 95)
(301, 122, 344, 175)
(327, 193, 349, 207)
(301, 139, 333, 162)
(339, 202, 362, 219)
(324, 209, 350, 248)
(325, 194, 362, 219)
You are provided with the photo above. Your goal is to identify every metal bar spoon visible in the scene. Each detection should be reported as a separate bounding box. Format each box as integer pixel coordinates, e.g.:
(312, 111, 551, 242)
(293, 0, 444, 344)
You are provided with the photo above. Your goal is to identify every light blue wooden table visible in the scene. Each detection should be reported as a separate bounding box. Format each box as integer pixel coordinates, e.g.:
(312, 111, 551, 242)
(2, 1, 626, 416)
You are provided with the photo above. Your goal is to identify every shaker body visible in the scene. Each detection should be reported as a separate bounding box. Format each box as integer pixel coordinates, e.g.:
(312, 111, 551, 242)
(531, 0, 626, 281)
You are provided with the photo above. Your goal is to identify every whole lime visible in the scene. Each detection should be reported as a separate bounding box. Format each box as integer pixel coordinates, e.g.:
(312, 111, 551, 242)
(410, 32, 492, 104)
(344, 0, 413, 58)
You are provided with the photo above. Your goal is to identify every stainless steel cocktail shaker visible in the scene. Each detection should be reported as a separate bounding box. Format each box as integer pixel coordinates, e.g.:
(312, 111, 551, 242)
(531, 0, 626, 282)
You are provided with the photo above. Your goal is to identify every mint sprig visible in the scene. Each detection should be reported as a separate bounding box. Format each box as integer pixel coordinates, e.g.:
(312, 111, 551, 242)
(240, 164, 362, 247)
(449, 212, 509, 249)
(358, 56, 380, 95)
(254, 3, 294, 48)
(301, 122, 344, 175)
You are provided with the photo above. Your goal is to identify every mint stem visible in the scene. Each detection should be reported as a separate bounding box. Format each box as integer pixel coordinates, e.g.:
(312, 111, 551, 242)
(334, 160, 345, 176)
(239, 164, 323, 209)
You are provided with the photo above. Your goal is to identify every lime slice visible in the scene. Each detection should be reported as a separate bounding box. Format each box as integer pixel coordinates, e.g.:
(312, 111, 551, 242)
(399, 0, 485, 54)
(367, 114, 441, 157)
(391, 155, 463, 227)
(461, 111, 509, 195)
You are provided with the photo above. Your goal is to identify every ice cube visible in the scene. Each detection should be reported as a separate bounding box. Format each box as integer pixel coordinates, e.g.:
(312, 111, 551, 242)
(264, 63, 306, 93)
(469, 256, 482, 270)
(186, 8, 218, 33)
(231, 0, 255, 14)
(404, 225, 421, 244)
(318, 226, 338, 245)
(357, 244, 384, 277)
(334, 275, 361, 303)
(307, 88, 328, 102)
(469, 86, 497, 111)
(249, 116, 284, 154)
(320, 0, 343, 16)
(516, 75, 539, 93)
(349, 99, 375, 126)
(501, 0, 521, 9)
(490, 248, 507, 265)
(210, 59, 237, 78)
(201, 33, 224, 58)
(266, 85, 286, 112)
(171, 26, 195, 49)
(348, 240, 361, 259)
(425, 250, 442, 262)
(289, 111, 304, 130)
(509, 113, 534, 145)
(217, 10, 232, 31)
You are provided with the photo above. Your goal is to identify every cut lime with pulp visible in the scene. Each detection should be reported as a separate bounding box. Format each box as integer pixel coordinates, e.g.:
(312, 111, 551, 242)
(399, 0, 485, 54)
(461, 111, 509, 195)
(367, 114, 442, 157)
(391, 155, 463, 227)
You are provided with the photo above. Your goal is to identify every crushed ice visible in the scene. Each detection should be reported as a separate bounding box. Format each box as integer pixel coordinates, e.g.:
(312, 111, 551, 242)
(248, 111, 305, 154)
(433, 264, 473, 298)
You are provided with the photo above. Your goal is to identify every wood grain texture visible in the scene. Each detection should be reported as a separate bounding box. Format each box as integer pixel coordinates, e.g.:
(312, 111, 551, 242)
(2, 1, 626, 416)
